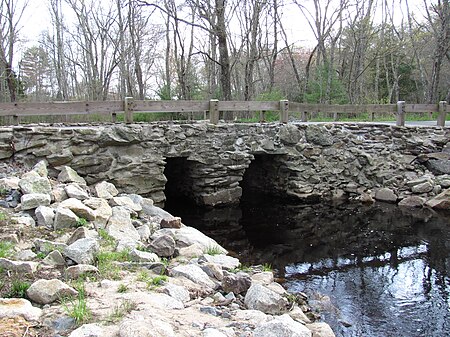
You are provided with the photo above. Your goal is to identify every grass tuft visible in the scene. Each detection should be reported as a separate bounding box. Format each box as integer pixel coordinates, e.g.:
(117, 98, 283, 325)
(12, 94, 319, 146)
(0, 241, 14, 258)
(204, 244, 223, 256)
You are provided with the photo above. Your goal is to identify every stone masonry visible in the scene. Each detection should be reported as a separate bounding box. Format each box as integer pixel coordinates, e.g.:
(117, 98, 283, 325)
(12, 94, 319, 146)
(0, 122, 449, 207)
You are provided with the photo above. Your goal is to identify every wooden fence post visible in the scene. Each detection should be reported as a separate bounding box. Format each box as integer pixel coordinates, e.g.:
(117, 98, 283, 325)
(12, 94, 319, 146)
(209, 99, 219, 124)
(124, 97, 134, 124)
(437, 101, 447, 127)
(301, 111, 308, 122)
(13, 115, 19, 126)
(260, 110, 266, 122)
(396, 101, 406, 126)
(280, 100, 289, 123)
(333, 111, 339, 121)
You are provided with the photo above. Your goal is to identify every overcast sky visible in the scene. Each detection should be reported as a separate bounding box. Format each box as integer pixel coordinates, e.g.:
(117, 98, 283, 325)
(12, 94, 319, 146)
(19, 0, 428, 55)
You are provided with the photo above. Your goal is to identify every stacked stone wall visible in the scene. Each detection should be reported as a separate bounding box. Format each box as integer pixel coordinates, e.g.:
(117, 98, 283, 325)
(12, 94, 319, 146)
(0, 122, 448, 206)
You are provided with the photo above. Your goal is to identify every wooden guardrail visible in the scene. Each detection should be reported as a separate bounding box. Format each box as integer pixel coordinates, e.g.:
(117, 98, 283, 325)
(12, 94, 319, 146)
(0, 99, 447, 126)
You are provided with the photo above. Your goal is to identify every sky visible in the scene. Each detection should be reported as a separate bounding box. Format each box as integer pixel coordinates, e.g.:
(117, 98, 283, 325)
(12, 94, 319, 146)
(18, 0, 429, 58)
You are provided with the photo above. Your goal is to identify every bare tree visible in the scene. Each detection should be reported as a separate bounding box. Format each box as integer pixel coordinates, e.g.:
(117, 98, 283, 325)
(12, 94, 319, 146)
(0, 0, 27, 102)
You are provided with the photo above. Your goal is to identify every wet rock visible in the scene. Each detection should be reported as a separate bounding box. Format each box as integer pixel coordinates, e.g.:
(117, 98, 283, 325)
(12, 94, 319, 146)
(222, 272, 252, 295)
(18, 172, 52, 195)
(94, 181, 119, 199)
(65, 184, 89, 200)
(0, 298, 42, 321)
(374, 188, 397, 203)
(148, 234, 176, 257)
(106, 206, 140, 244)
(306, 322, 335, 337)
(244, 283, 289, 315)
(58, 166, 87, 185)
(198, 254, 240, 270)
(54, 207, 79, 230)
(398, 196, 426, 208)
(35, 205, 55, 228)
(0, 258, 38, 273)
(425, 189, 450, 210)
(65, 264, 99, 280)
(64, 238, 99, 265)
(21, 193, 51, 210)
(27, 279, 78, 305)
(170, 264, 219, 290)
(253, 314, 312, 337)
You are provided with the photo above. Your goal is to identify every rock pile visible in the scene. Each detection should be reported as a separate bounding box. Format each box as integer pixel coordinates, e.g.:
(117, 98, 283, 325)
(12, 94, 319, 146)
(0, 162, 334, 337)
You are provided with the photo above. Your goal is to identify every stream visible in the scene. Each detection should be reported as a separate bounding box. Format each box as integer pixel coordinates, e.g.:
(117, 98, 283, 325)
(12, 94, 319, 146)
(165, 197, 450, 337)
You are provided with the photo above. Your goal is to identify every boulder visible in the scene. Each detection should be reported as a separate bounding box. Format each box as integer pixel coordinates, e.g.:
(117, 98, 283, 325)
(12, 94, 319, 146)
(58, 166, 87, 185)
(27, 279, 78, 305)
(411, 182, 433, 194)
(374, 188, 397, 203)
(170, 264, 219, 289)
(170, 226, 227, 254)
(119, 316, 175, 337)
(222, 272, 252, 295)
(129, 248, 160, 263)
(65, 184, 89, 200)
(64, 238, 99, 265)
(162, 283, 190, 303)
(0, 298, 42, 321)
(20, 193, 51, 211)
(202, 328, 228, 337)
(35, 205, 55, 228)
(306, 322, 335, 337)
(436, 175, 450, 188)
(148, 234, 176, 257)
(398, 196, 426, 208)
(198, 254, 240, 270)
(160, 217, 182, 229)
(200, 263, 224, 281)
(54, 207, 79, 230)
(95, 181, 119, 199)
(136, 225, 151, 242)
(60, 198, 96, 221)
(83, 197, 112, 229)
(32, 161, 48, 177)
(65, 264, 99, 280)
(425, 189, 450, 210)
(109, 196, 142, 212)
(106, 206, 140, 244)
(0, 258, 38, 273)
(34, 239, 67, 254)
(0, 176, 20, 190)
(251, 272, 274, 286)
(178, 243, 204, 258)
(67, 227, 98, 246)
(244, 283, 289, 315)
(18, 172, 52, 195)
(68, 323, 106, 337)
(253, 314, 312, 337)
(42, 250, 66, 266)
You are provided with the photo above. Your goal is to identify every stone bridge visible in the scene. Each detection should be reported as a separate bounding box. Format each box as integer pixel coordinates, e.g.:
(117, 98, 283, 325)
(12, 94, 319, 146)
(0, 122, 449, 207)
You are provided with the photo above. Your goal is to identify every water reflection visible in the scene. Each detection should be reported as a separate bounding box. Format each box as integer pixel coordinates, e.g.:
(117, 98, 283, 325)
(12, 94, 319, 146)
(165, 200, 450, 337)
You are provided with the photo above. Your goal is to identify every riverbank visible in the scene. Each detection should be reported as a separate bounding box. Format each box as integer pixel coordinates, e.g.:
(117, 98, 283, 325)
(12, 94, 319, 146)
(0, 162, 334, 337)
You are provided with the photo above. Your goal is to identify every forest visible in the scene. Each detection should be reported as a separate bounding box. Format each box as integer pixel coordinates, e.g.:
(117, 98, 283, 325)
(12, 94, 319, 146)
(0, 0, 449, 105)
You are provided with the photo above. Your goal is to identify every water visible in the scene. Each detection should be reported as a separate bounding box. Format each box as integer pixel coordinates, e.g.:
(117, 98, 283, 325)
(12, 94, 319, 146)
(165, 198, 450, 337)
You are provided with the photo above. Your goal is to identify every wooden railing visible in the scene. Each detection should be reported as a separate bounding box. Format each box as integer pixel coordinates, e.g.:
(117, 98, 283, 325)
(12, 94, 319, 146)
(0, 99, 448, 126)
